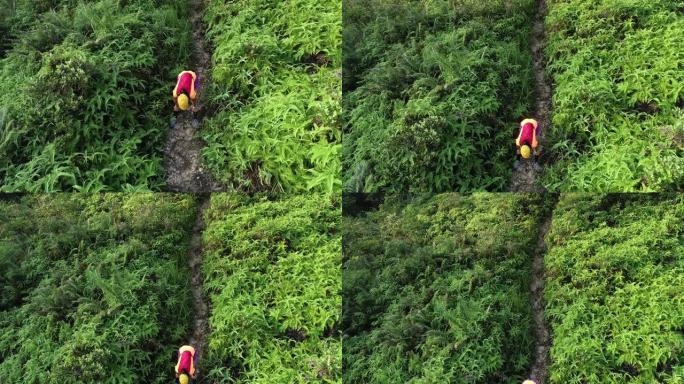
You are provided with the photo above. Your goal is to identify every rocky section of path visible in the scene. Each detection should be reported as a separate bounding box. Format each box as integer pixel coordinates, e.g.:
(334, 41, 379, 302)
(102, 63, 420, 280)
(188, 195, 210, 376)
(510, 0, 552, 192)
(529, 215, 552, 383)
(164, 0, 220, 192)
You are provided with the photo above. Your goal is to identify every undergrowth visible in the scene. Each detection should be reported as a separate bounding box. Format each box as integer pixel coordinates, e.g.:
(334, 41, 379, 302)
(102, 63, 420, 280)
(202, 0, 342, 193)
(343, 0, 536, 192)
(201, 194, 341, 383)
(0, 194, 196, 383)
(545, 194, 684, 382)
(343, 193, 552, 382)
(542, 0, 684, 191)
(0, 0, 192, 191)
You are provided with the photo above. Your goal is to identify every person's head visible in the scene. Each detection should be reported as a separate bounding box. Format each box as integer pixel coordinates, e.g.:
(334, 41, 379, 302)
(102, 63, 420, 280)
(178, 93, 190, 111)
(520, 144, 531, 159)
(179, 373, 189, 384)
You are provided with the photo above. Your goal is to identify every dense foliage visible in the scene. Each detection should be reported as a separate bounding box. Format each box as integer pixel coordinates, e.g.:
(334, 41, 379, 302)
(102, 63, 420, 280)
(202, 0, 342, 193)
(0, 0, 192, 192)
(201, 194, 342, 383)
(343, 0, 536, 192)
(545, 194, 684, 382)
(542, 0, 684, 191)
(0, 194, 196, 383)
(343, 193, 552, 383)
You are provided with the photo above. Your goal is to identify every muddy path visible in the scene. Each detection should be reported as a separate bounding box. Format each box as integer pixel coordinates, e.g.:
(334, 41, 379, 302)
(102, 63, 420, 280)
(164, 0, 220, 192)
(528, 215, 553, 383)
(188, 195, 210, 377)
(509, 0, 552, 192)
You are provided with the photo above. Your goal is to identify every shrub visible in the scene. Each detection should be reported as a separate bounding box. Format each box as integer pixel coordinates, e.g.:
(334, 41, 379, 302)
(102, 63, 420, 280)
(343, 193, 552, 382)
(0, 194, 197, 383)
(542, 0, 684, 191)
(0, 0, 192, 191)
(202, 0, 342, 193)
(201, 194, 342, 383)
(343, 0, 536, 192)
(545, 194, 684, 382)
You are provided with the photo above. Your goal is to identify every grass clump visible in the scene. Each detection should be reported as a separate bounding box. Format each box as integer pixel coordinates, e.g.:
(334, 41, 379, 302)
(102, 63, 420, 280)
(201, 194, 341, 383)
(202, 0, 342, 193)
(343, 193, 552, 383)
(343, 0, 536, 192)
(545, 194, 684, 382)
(542, 0, 684, 191)
(0, 194, 196, 383)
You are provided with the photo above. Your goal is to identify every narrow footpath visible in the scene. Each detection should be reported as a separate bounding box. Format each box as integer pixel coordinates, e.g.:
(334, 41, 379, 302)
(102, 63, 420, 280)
(510, 0, 552, 192)
(188, 195, 210, 377)
(164, 0, 219, 192)
(529, 215, 552, 383)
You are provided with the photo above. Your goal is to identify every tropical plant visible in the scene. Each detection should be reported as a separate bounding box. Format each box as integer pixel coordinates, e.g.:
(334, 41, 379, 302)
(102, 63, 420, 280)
(544, 193, 684, 382)
(343, 0, 536, 192)
(343, 193, 552, 383)
(0, 194, 197, 383)
(201, 193, 342, 383)
(542, 0, 684, 191)
(201, 0, 342, 193)
(0, 0, 192, 191)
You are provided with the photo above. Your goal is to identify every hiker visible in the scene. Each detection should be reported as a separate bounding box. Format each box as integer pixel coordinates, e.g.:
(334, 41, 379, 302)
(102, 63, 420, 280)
(174, 345, 197, 384)
(173, 70, 199, 112)
(516, 118, 541, 160)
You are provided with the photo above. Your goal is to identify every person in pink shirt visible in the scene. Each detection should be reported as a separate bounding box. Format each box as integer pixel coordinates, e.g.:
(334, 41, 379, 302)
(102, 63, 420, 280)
(174, 345, 197, 384)
(516, 118, 541, 159)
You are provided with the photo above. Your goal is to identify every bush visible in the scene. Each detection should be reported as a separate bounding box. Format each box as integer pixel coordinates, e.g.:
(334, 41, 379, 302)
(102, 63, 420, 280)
(0, 0, 192, 191)
(0, 194, 197, 383)
(202, 0, 342, 193)
(343, 0, 536, 192)
(542, 0, 684, 191)
(545, 194, 684, 382)
(343, 193, 552, 383)
(201, 194, 342, 383)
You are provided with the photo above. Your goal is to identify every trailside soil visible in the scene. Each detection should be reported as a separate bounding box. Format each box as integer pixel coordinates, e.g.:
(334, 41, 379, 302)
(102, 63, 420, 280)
(164, 0, 220, 192)
(510, 0, 552, 192)
(188, 195, 210, 378)
(529, 215, 552, 383)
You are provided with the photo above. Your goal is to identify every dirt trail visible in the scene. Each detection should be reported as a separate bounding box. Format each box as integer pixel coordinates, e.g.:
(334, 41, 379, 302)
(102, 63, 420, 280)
(188, 195, 210, 376)
(510, 0, 552, 192)
(164, 0, 220, 192)
(529, 215, 552, 383)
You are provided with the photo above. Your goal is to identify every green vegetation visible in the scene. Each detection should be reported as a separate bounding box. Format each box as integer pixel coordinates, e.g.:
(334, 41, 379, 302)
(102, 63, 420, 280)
(0, 0, 192, 192)
(343, 193, 552, 383)
(343, 0, 536, 192)
(545, 194, 684, 382)
(0, 194, 196, 383)
(202, 194, 341, 383)
(542, 0, 684, 191)
(202, 0, 342, 193)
